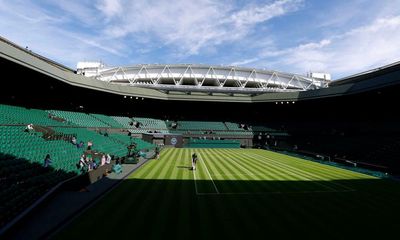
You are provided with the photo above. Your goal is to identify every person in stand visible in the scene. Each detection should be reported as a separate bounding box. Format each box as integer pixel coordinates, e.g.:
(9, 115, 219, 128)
(71, 136, 77, 145)
(78, 154, 87, 172)
(87, 140, 93, 150)
(101, 154, 106, 166)
(25, 123, 34, 133)
(106, 154, 111, 164)
(44, 154, 53, 168)
(191, 153, 198, 170)
(77, 141, 84, 149)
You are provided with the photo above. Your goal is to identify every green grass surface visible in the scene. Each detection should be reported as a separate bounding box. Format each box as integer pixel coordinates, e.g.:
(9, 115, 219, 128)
(56, 148, 400, 239)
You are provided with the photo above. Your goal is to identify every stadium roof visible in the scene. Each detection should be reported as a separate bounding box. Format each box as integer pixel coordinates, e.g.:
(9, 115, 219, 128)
(76, 62, 330, 95)
(1, 36, 400, 103)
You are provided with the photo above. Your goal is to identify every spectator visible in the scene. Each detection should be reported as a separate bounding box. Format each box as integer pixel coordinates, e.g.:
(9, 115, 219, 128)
(101, 154, 106, 166)
(79, 154, 86, 167)
(86, 154, 93, 171)
(87, 140, 93, 150)
(71, 136, 77, 145)
(44, 154, 52, 168)
(77, 154, 87, 172)
(85, 158, 90, 170)
(106, 154, 111, 164)
(25, 123, 34, 133)
(77, 141, 84, 149)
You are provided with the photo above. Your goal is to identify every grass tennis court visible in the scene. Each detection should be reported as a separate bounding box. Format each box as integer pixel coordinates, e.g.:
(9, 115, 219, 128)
(56, 148, 400, 239)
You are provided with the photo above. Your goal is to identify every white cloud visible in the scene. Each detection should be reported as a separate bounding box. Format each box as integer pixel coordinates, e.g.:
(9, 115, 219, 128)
(102, 0, 303, 55)
(0, 0, 125, 67)
(229, 0, 302, 27)
(47, 0, 100, 26)
(97, 0, 122, 19)
(0, 0, 304, 67)
(247, 16, 400, 78)
(230, 57, 260, 66)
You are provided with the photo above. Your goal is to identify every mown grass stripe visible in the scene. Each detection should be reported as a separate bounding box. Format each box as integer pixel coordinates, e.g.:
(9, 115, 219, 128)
(131, 148, 173, 179)
(247, 151, 354, 191)
(149, 148, 185, 239)
(119, 148, 179, 233)
(254, 149, 373, 179)
(238, 152, 372, 218)
(237, 149, 327, 192)
(243, 151, 344, 191)
(198, 149, 233, 193)
(193, 149, 232, 239)
(202, 148, 248, 194)
(215, 149, 273, 193)
(220, 149, 278, 178)
(61, 149, 177, 237)
(198, 149, 220, 193)
(207, 148, 256, 193)
(217, 149, 255, 175)
(125, 151, 175, 209)
(192, 149, 217, 193)
(176, 149, 195, 240)
(225, 149, 323, 192)
(222, 148, 299, 192)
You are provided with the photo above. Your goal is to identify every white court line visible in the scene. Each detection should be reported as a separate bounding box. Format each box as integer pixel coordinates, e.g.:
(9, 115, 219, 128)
(246, 152, 355, 191)
(198, 153, 220, 194)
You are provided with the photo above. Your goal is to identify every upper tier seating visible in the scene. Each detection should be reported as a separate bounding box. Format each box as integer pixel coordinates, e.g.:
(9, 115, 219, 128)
(133, 117, 169, 130)
(90, 113, 125, 128)
(48, 110, 109, 128)
(225, 122, 247, 131)
(111, 116, 135, 129)
(0, 104, 68, 126)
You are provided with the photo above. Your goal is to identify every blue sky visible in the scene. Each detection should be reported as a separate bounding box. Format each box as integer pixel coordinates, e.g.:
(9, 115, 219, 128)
(1, 0, 400, 79)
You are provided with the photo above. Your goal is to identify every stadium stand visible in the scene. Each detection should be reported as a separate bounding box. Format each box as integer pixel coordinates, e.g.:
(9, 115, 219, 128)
(0, 126, 81, 173)
(0, 104, 67, 126)
(47, 110, 108, 128)
(224, 122, 246, 131)
(90, 113, 125, 128)
(111, 116, 135, 129)
(53, 127, 127, 157)
(133, 117, 169, 131)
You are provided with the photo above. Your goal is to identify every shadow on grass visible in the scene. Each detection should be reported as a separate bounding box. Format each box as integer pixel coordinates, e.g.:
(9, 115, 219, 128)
(48, 177, 400, 240)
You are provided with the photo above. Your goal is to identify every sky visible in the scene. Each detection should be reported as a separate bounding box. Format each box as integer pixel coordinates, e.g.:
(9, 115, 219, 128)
(1, 0, 400, 79)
